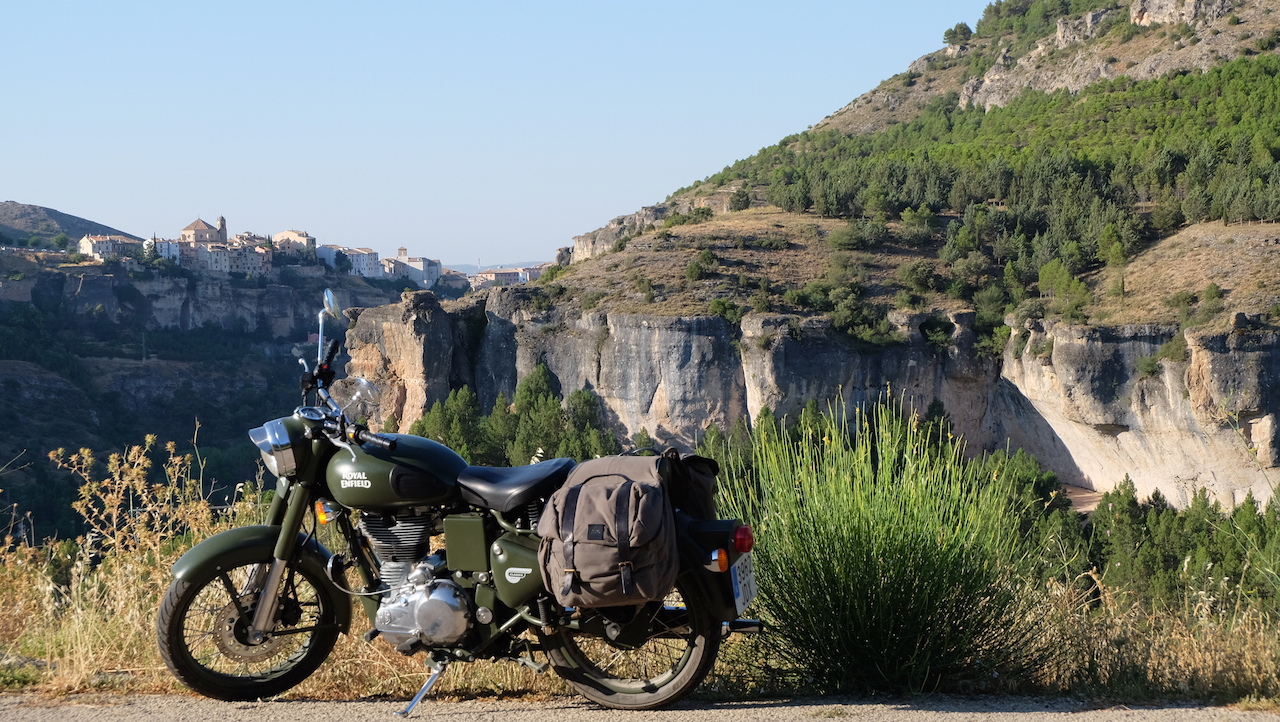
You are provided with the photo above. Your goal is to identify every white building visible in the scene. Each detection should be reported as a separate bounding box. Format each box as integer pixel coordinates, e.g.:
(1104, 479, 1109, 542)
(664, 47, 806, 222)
(79, 234, 142, 260)
(382, 247, 442, 287)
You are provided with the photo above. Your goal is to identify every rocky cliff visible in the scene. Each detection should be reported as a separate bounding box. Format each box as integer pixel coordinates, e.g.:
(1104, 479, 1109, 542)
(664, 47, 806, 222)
(0, 267, 396, 334)
(345, 291, 1279, 508)
(955, 1, 1239, 112)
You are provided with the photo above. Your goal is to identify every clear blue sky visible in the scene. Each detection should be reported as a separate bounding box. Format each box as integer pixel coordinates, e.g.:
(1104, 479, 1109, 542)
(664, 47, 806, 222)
(2, 0, 990, 267)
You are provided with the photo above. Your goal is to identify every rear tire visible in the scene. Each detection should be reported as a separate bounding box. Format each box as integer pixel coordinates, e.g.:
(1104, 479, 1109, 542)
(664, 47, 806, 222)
(540, 577, 721, 710)
(156, 557, 340, 701)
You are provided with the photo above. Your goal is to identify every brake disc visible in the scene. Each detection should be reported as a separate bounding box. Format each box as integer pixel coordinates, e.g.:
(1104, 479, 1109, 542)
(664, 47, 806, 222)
(213, 595, 288, 662)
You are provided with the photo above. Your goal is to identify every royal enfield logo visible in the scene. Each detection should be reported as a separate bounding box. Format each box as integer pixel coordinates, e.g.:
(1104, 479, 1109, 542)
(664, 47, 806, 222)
(505, 567, 533, 584)
(340, 471, 372, 489)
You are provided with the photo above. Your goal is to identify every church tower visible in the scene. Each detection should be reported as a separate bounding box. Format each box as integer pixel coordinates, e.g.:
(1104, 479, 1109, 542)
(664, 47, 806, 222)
(217, 216, 227, 243)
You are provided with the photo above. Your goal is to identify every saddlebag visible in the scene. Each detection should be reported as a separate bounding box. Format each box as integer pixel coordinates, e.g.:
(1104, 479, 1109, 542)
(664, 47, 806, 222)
(538, 456, 677, 608)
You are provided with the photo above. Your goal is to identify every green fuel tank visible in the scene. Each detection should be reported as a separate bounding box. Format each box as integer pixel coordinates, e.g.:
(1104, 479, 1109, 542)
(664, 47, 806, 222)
(325, 434, 468, 509)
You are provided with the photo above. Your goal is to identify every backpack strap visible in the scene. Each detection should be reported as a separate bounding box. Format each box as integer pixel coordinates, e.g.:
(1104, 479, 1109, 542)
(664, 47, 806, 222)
(560, 484, 584, 597)
(614, 479, 635, 596)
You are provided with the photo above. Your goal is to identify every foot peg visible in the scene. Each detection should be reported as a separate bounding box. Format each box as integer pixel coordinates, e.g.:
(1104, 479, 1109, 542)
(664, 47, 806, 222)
(515, 655, 548, 673)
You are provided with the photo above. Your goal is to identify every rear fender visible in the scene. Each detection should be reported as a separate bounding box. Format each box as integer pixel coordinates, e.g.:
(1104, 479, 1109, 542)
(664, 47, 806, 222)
(674, 514, 743, 623)
(171, 525, 352, 634)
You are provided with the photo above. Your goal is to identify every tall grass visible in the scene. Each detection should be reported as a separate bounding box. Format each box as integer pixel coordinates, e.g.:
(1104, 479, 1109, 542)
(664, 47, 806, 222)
(0, 438, 564, 698)
(719, 399, 1055, 693)
(4, 417, 1280, 702)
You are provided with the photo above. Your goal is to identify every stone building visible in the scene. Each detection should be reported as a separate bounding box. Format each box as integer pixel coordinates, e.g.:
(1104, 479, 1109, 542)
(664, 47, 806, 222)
(180, 217, 227, 244)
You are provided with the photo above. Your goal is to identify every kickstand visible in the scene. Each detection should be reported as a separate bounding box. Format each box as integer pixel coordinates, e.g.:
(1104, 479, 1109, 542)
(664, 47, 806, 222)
(394, 657, 449, 718)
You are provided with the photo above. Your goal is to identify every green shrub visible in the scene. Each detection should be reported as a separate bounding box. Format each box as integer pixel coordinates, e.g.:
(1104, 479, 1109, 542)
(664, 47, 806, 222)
(921, 314, 955, 350)
(686, 261, 708, 281)
(708, 299, 744, 325)
(1137, 355, 1161, 377)
(720, 399, 1052, 692)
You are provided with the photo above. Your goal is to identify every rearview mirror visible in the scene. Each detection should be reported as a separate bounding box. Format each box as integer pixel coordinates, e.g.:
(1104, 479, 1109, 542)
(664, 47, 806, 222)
(323, 288, 342, 320)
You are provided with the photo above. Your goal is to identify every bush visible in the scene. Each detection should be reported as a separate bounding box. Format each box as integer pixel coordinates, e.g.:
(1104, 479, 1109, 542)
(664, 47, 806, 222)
(896, 259, 936, 292)
(719, 399, 1052, 692)
(708, 299, 744, 325)
(685, 261, 707, 281)
(1137, 355, 1162, 377)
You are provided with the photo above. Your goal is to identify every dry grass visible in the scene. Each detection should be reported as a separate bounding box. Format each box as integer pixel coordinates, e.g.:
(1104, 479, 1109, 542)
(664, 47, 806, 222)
(5, 434, 1280, 703)
(547, 207, 955, 319)
(1039, 574, 1280, 702)
(0, 439, 767, 702)
(1087, 221, 1280, 326)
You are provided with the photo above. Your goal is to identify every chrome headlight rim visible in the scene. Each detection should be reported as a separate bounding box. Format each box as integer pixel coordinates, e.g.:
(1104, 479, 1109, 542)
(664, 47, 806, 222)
(249, 419, 297, 478)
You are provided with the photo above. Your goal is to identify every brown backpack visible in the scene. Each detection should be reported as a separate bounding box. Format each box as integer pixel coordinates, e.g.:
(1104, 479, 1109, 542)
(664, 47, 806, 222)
(538, 456, 677, 608)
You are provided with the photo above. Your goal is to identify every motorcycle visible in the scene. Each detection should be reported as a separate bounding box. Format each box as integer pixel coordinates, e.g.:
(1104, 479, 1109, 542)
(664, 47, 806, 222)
(156, 290, 759, 716)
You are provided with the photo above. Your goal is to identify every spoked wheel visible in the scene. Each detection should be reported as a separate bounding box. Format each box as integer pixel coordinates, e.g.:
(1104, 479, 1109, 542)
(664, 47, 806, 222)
(540, 578, 721, 710)
(157, 557, 340, 701)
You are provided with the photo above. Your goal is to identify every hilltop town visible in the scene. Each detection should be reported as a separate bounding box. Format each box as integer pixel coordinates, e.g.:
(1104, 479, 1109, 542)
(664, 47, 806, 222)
(69, 215, 553, 292)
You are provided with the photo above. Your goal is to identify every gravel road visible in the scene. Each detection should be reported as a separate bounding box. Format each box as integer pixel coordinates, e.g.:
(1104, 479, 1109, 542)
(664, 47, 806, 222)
(2, 695, 1278, 722)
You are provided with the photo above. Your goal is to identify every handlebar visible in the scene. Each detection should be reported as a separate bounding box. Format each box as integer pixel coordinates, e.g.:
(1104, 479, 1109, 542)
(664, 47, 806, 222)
(324, 419, 397, 452)
(355, 428, 397, 452)
(321, 339, 340, 369)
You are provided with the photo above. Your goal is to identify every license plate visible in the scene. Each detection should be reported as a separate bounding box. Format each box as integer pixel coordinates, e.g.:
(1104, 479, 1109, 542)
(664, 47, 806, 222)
(730, 552, 757, 615)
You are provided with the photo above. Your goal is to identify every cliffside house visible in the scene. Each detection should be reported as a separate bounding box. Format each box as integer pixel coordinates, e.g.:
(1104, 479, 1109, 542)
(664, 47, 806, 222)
(79, 234, 142, 260)
(273, 230, 316, 254)
(470, 268, 522, 290)
(382, 247, 443, 288)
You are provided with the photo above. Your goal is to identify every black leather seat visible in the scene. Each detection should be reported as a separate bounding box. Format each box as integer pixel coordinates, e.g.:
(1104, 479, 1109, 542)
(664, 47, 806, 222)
(456, 457, 576, 513)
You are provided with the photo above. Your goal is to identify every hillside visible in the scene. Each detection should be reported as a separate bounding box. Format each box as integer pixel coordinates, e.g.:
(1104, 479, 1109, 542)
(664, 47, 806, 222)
(552, 0, 1280, 350)
(0, 201, 139, 246)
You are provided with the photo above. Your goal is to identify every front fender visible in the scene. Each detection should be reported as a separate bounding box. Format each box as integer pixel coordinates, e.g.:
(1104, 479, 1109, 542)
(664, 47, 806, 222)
(172, 525, 352, 634)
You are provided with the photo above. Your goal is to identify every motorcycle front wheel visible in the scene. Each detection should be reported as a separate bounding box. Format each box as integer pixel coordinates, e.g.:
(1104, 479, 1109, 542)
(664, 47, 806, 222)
(156, 557, 340, 701)
(540, 577, 721, 710)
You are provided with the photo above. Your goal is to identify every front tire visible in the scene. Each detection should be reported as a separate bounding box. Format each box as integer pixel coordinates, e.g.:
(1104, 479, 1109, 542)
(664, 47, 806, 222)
(540, 577, 721, 710)
(157, 557, 340, 701)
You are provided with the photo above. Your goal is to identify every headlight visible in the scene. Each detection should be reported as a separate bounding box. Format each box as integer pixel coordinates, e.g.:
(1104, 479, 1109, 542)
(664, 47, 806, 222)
(249, 419, 297, 478)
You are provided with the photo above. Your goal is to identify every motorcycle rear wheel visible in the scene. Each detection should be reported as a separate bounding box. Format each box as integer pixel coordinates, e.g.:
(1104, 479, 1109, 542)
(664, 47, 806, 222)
(541, 578, 721, 710)
(156, 557, 340, 701)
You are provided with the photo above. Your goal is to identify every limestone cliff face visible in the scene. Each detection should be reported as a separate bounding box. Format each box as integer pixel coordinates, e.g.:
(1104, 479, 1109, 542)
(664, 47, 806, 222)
(571, 206, 669, 264)
(344, 292, 456, 431)
(12, 269, 396, 334)
(958, 4, 1245, 112)
(1130, 0, 1232, 26)
(345, 292, 1280, 507)
(998, 319, 1278, 506)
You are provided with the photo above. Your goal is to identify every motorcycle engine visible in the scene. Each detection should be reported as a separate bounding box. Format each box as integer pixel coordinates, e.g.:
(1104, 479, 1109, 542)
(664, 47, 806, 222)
(375, 562, 473, 647)
(360, 512, 473, 648)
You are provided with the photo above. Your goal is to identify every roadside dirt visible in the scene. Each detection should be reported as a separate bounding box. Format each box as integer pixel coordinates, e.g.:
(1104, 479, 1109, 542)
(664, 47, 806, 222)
(2, 694, 1278, 722)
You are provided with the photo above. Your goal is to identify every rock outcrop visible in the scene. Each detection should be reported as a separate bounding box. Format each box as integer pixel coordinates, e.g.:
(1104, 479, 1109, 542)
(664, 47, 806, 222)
(1130, 0, 1233, 26)
(345, 292, 1280, 508)
(998, 318, 1278, 506)
(2, 268, 398, 335)
(571, 206, 669, 264)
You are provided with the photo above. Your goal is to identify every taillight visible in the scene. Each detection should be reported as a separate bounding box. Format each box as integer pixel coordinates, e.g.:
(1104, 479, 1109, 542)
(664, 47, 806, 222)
(733, 525, 755, 554)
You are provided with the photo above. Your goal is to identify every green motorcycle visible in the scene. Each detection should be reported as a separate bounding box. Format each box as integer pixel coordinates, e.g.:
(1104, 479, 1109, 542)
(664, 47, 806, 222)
(156, 290, 759, 716)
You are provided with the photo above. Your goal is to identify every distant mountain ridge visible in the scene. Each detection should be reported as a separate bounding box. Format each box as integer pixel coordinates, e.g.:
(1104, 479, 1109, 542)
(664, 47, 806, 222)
(0, 201, 139, 244)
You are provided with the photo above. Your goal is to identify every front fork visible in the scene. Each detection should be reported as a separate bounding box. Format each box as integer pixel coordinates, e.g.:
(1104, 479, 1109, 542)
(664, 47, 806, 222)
(247, 479, 313, 644)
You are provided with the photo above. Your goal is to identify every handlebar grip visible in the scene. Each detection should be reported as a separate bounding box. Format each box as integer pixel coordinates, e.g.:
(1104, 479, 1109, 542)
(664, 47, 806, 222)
(321, 339, 340, 368)
(357, 429, 397, 452)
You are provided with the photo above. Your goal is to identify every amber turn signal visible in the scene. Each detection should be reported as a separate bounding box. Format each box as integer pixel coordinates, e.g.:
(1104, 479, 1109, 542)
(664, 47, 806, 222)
(315, 500, 340, 525)
(733, 525, 755, 554)
(708, 548, 731, 573)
